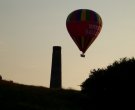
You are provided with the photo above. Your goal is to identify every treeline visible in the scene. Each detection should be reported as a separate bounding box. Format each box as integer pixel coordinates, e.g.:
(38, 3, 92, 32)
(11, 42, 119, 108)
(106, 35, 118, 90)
(81, 57, 135, 110)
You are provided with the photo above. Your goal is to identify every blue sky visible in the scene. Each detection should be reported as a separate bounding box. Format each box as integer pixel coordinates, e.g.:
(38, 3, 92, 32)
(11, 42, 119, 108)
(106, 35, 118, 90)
(0, 0, 135, 90)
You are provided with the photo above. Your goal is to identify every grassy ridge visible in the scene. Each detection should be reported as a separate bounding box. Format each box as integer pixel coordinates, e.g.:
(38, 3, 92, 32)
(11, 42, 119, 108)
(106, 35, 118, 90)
(0, 80, 86, 110)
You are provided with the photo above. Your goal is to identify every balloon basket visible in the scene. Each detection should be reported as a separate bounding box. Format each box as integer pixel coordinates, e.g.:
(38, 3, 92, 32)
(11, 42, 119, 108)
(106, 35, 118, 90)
(81, 54, 85, 57)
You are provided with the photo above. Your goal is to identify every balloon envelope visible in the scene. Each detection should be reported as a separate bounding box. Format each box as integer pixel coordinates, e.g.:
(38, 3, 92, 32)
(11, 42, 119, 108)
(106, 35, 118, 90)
(66, 9, 102, 57)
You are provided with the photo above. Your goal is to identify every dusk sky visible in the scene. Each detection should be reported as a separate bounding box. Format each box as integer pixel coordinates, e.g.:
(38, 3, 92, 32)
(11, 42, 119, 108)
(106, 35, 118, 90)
(0, 0, 135, 90)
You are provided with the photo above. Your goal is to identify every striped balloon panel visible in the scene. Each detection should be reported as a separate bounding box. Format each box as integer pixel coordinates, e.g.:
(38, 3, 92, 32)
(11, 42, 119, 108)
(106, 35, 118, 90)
(66, 9, 102, 26)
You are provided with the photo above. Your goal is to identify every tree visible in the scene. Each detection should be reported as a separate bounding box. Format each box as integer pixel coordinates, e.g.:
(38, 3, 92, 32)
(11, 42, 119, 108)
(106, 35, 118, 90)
(81, 57, 135, 109)
(0, 75, 2, 80)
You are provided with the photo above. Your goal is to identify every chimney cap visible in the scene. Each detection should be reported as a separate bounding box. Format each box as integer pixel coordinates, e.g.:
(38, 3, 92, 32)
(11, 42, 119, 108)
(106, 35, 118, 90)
(53, 46, 61, 50)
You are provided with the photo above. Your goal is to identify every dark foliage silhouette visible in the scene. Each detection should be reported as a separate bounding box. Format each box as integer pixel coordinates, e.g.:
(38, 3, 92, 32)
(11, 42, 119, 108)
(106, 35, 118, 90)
(0, 75, 2, 80)
(0, 57, 135, 110)
(81, 57, 135, 110)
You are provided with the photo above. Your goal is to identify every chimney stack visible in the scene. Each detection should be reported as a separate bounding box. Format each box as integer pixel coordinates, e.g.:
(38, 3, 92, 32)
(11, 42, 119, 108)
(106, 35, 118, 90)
(50, 46, 62, 89)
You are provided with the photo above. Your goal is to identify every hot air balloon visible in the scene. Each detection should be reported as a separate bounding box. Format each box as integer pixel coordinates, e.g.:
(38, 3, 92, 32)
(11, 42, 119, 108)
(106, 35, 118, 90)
(66, 9, 102, 57)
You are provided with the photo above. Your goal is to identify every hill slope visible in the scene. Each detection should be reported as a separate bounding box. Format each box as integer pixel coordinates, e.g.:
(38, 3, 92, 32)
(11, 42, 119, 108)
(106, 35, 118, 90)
(0, 80, 86, 110)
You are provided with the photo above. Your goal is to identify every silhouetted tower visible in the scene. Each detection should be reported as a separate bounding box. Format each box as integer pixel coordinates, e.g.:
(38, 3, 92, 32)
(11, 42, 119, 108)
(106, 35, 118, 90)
(50, 46, 62, 89)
